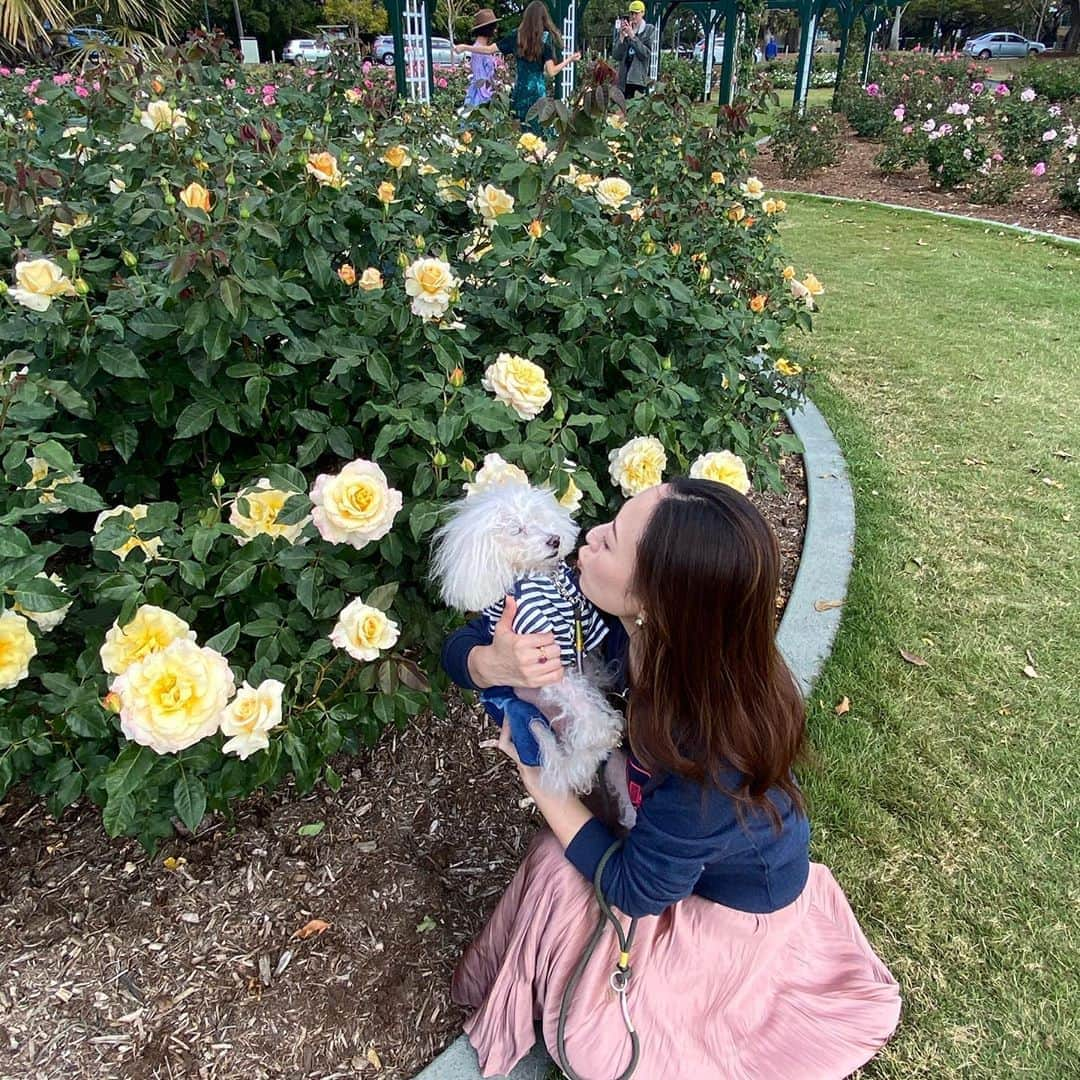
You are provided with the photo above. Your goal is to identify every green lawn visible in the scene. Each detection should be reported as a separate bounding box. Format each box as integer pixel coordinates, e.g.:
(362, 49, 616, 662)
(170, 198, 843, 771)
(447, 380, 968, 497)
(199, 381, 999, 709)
(778, 197, 1080, 1077)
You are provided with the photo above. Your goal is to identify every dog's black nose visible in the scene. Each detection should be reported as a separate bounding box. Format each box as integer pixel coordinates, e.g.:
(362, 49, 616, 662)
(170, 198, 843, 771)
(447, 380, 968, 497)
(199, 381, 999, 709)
(546, 535, 561, 552)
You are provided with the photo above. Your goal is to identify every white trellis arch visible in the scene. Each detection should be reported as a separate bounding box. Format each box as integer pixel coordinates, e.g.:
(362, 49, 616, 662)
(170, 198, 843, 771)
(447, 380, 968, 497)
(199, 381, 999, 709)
(403, 0, 431, 104)
(561, 0, 578, 97)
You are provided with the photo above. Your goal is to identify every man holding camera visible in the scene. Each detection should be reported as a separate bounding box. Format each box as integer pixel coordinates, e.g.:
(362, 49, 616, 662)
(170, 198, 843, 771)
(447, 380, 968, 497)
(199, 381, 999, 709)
(612, 0, 655, 99)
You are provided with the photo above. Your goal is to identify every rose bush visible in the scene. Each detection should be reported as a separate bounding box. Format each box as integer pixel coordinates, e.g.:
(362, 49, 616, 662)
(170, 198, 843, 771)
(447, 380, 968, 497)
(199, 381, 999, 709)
(0, 35, 812, 847)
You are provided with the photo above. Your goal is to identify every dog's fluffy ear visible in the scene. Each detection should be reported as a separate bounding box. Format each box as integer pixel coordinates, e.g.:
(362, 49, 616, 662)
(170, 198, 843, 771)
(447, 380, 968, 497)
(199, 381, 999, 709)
(430, 492, 521, 612)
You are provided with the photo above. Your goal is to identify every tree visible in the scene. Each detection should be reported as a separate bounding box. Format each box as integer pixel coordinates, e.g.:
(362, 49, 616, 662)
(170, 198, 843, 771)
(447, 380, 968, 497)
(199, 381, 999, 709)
(324, 0, 388, 39)
(1064, 0, 1079, 50)
(889, 4, 908, 49)
(201, 0, 324, 60)
(434, 0, 466, 45)
(2, 0, 187, 56)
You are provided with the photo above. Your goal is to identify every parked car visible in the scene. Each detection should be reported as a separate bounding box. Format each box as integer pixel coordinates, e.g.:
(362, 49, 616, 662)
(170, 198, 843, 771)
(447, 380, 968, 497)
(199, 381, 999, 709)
(372, 34, 464, 69)
(692, 35, 726, 64)
(282, 39, 332, 64)
(962, 31, 1046, 58)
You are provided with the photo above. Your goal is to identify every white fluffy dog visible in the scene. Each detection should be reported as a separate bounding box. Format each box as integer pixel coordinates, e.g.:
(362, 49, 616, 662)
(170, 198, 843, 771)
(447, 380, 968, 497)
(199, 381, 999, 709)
(432, 483, 626, 797)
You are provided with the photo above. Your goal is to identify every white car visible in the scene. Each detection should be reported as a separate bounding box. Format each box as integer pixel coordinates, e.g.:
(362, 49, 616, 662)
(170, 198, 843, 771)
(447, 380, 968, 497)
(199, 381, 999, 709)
(282, 39, 332, 64)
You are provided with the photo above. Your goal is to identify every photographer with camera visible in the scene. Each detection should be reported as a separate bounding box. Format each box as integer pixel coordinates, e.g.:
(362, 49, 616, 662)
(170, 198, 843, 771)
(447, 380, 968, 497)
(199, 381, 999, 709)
(612, 0, 654, 99)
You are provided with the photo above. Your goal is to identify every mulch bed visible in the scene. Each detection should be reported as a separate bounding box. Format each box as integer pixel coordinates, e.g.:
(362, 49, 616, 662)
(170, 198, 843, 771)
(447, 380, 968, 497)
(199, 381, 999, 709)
(0, 452, 806, 1080)
(756, 122, 1080, 240)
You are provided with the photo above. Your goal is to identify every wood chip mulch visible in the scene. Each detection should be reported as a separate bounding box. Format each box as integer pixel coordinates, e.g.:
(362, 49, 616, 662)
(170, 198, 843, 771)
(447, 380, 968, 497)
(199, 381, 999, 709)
(0, 453, 805, 1080)
(756, 122, 1080, 240)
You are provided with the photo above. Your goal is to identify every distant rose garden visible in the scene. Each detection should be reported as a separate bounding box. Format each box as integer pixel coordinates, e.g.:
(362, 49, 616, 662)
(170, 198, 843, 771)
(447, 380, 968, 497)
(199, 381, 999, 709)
(0, 34, 816, 847)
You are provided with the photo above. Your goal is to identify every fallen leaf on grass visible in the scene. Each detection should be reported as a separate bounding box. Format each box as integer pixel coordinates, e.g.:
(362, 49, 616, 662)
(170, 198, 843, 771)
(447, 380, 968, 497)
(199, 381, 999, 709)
(1022, 665, 1039, 679)
(292, 918, 331, 940)
(367, 1046, 383, 1070)
(1051, 449, 1072, 460)
(814, 599, 844, 612)
(962, 457, 986, 467)
(1041, 477, 1064, 489)
(835, 696, 851, 716)
(899, 648, 929, 667)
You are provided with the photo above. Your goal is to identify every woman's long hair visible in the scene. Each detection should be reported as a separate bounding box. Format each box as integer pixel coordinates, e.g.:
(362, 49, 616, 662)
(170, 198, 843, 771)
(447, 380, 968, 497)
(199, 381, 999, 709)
(628, 478, 806, 825)
(517, 0, 562, 62)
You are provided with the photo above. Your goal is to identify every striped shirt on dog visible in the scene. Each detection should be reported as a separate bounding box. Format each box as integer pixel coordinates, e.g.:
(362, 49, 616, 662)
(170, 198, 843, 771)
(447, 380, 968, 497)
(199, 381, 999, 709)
(482, 564, 608, 668)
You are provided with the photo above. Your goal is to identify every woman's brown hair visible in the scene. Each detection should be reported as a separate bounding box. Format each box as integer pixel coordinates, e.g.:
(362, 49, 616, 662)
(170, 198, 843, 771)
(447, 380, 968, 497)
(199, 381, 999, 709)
(517, 0, 562, 62)
(628, 477, 806, 824)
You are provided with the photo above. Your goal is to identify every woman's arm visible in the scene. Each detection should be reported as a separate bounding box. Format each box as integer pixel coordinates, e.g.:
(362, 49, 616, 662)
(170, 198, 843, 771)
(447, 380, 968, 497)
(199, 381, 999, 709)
(454, 42, 499, 55)
(544, 51, 581, 78)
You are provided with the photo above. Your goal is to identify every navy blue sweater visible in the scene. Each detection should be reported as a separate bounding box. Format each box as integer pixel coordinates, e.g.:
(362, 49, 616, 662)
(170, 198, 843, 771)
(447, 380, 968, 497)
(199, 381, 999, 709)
(442, 614, 810, 918)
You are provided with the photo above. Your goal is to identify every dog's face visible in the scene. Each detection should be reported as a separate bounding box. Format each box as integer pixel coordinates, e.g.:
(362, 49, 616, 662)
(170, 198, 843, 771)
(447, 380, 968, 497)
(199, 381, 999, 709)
(431, 483, 580, 611)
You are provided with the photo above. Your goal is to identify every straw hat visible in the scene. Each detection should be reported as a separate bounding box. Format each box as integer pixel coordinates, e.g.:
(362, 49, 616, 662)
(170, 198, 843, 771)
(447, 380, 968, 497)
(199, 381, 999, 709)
(472, 8, 498, 32)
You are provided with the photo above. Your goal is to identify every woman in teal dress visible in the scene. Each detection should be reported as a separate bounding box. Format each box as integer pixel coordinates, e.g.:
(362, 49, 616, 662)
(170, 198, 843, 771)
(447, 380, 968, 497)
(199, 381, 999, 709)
(454, 1, 580, 129)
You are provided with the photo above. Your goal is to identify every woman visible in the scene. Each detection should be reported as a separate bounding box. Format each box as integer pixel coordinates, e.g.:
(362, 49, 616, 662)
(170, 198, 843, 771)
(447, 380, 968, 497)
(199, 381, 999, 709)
(454, 0, 580, 128)
(442, 479, 901, 1079)
(461, 8, 499, 114)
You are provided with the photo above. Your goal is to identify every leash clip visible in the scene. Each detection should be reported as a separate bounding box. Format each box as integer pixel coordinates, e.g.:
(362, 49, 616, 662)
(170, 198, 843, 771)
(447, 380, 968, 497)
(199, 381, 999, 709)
(610, 966, 631, 995)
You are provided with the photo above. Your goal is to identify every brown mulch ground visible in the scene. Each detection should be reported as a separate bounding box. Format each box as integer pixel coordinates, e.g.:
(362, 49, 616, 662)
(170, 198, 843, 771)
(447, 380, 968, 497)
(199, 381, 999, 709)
(0, 454, 806, 1080)
(757, 124, 1080, 240)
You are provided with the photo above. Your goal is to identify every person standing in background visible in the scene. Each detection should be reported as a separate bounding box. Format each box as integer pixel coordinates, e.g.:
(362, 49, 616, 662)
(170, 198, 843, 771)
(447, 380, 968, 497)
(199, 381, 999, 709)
(613, 0, 655, 99)
(462, 8, 500, 115)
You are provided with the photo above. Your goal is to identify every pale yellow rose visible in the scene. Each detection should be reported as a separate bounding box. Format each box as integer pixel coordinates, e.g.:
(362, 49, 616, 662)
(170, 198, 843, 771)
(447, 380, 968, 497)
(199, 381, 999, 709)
(344, 87, 364, 105)
(330, 599, 400, 661)
(93, 504, 165, 562)
(377, 180, 396, 204)
(229, 479, 309, 546)
(739, 176, 765, 199)
(220, 679, 284, 760)
(100, 604, 196, 676)
(627, 203, 644, 222)
(464, 452, 530, 496)
(306, 151, 344, 188)
(111, 639, 234, 755)
(782, 265, 796, 281)
(607, 113, 627, 131)
(179, 182, 212, 212)
(22, 455, 82, 511)
(14, 572, 71, 633)
(382, 144, 411, 170)
(482, 353, 551, 420)
(470, 183, 515, 225)
(728, 204, 746, 223)
(358, 267, 384, 291)
(404, 256, 459, 321)
(51, 212, 92, 238)
(0, 611, 37, 690)
(774, 358, 803, 377)
(140, 100, 187, 133)
(556, 476, 583, 513)
(526, 219, 544, 240)
(109, 177, 127, 194)
(689, 450, 751, 494)
(710, 170, 725, 184)
(564, 166, 599, 192)
(802, 273, 824, 297)
(338, 263, 357, 285)
(310, 459, 402, 549)
(418, 160, 439, 176)
(435, 175, 467, 203)
(11, 258, 77, 312)
(517, 133, 547, 158)
(594, 177, 633, 211)
(608, 436, 667, 496)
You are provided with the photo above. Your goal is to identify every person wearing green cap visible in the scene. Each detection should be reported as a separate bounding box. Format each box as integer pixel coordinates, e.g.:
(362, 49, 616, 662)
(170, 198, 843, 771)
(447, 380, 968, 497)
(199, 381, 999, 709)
(613, 1, 654, 99)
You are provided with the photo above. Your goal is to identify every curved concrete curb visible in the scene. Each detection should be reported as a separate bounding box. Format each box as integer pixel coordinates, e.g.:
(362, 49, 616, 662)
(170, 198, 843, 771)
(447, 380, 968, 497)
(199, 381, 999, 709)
(775, 189, 1080, 247)
(412, 395, 855, 1080)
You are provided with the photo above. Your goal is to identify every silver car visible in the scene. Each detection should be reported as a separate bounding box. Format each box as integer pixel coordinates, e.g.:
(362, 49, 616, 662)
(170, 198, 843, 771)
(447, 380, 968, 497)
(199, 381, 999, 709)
(962, 31, 1046, 59)
(372, 34, 462, 69)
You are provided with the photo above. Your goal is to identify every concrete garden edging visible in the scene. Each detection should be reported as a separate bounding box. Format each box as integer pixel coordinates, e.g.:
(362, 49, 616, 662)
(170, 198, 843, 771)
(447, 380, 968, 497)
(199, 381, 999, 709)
(413, 394, 855, 1080)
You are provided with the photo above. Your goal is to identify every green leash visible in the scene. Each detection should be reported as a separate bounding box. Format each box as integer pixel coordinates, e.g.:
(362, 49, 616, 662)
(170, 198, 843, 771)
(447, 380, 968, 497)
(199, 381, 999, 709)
(556, 839, 640, 1080)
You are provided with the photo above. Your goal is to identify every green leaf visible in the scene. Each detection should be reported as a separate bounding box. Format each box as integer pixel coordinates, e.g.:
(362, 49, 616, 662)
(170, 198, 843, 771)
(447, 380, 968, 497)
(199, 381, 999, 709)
(293, 408, 329, 432)
(130, 309, 182, 341)
(11, 575, 68, 612)
(202, 320, 231, 363)
(297, 566, 319, 615)
(111, 422, 139, 462)
(98, 347, 148, 379)
(204, 621, 241, 653)
(103, 793, 136, 837)
(191, 526, 218, 563)
(175, 401, 216, 438)
(297, 821, 325, 837)
(366, 582, 399, 611)
(219, 277, 242, 319)
(217, 561, 257, 597)
(33, 439, 75, 473)
(52, 482, 106, 512)
(105, 744, 155, 799)
(174, 773, 207, 832)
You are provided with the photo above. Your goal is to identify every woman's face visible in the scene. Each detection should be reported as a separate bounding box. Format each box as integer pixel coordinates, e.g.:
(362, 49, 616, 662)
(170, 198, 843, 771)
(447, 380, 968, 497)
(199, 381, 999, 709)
(577, 485, 665, 618)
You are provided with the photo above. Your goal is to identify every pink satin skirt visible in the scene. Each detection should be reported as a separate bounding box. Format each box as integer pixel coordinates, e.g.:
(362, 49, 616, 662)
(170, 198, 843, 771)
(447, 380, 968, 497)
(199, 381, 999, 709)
(452, 829, 901, 1079)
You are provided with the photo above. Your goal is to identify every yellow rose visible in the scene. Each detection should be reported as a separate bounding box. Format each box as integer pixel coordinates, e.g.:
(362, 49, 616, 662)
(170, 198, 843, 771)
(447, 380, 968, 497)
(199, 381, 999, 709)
(100, 604, 196, 676)
(338, 263, 357, 286)
(0, 611, 37, 690)
(739, 176, 765, 199)
(749, 293, 767, 313)
(22, 455, 82, 510)
(404, 256, 459, 321)
(670, 242, 682, 257)
(775, 358, 803, 377)
(728, 204, 746, 223)
(607, 113, 627, 131)
(436, 175, 467, 203)
(470, 183, 515, 225)
(594, 176, 632, 211)
(358, 267, 384, 291)
(774, 199, 787, 213)
(568, 167, 599, 192)
(710, 170, 725, 184)
(111, 639, 234, 755)
(220, 679, 285, 760)
(608, 436, 667, 497)
(140, 100, 187, 133)
(802, 273, 824, 297)
(527, 219, 544, 239)
(556, 476, 583, 513)
(11, 258, 77, 312)
(93, 504, 165, 562)
(51, 212, 92, 238)
(382, 144, 412, 170)
(179, 182, 212, 212)
(229, 479, 309, 546)
(310, 459, 402, 549)
(14, 572, 71, 633)
(482, 353, 552, 420)
(418, 160, 439, 176)
(517, 133, 547, 158)
(464, 452, 529, 496)
(330, 599, 400, 661)
(377, 180, 396, 204)
(782, 265, 796, 281)
(689, 450, 751, 494)
(306, 151, 344, 188)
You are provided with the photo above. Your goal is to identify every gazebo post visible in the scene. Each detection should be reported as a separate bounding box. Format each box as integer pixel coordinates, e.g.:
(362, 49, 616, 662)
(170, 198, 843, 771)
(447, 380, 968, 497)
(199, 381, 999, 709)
(832, 1, 853, 110)
(717, 0, 741, 107)
(860, 3, 879, 85)
(792, 0, 819, 113)
(386, 0, 407, 98)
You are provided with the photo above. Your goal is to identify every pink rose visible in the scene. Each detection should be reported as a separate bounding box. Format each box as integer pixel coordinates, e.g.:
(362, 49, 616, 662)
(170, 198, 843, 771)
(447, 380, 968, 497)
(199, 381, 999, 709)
(75, 86, 89, 98)
(866, 83, 880, 97)
(971, 81, 984, 94)
(1031, 161, 1046, 176)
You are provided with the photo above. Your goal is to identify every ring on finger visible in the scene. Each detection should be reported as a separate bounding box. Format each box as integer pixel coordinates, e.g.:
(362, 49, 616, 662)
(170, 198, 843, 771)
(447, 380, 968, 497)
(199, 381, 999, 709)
(538, 645, 548, 664)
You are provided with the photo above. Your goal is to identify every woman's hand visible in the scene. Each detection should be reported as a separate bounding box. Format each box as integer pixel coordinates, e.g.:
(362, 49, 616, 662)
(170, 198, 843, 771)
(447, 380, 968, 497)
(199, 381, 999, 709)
(570, 51, 582, 62)
(466, 596, 566, 689)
